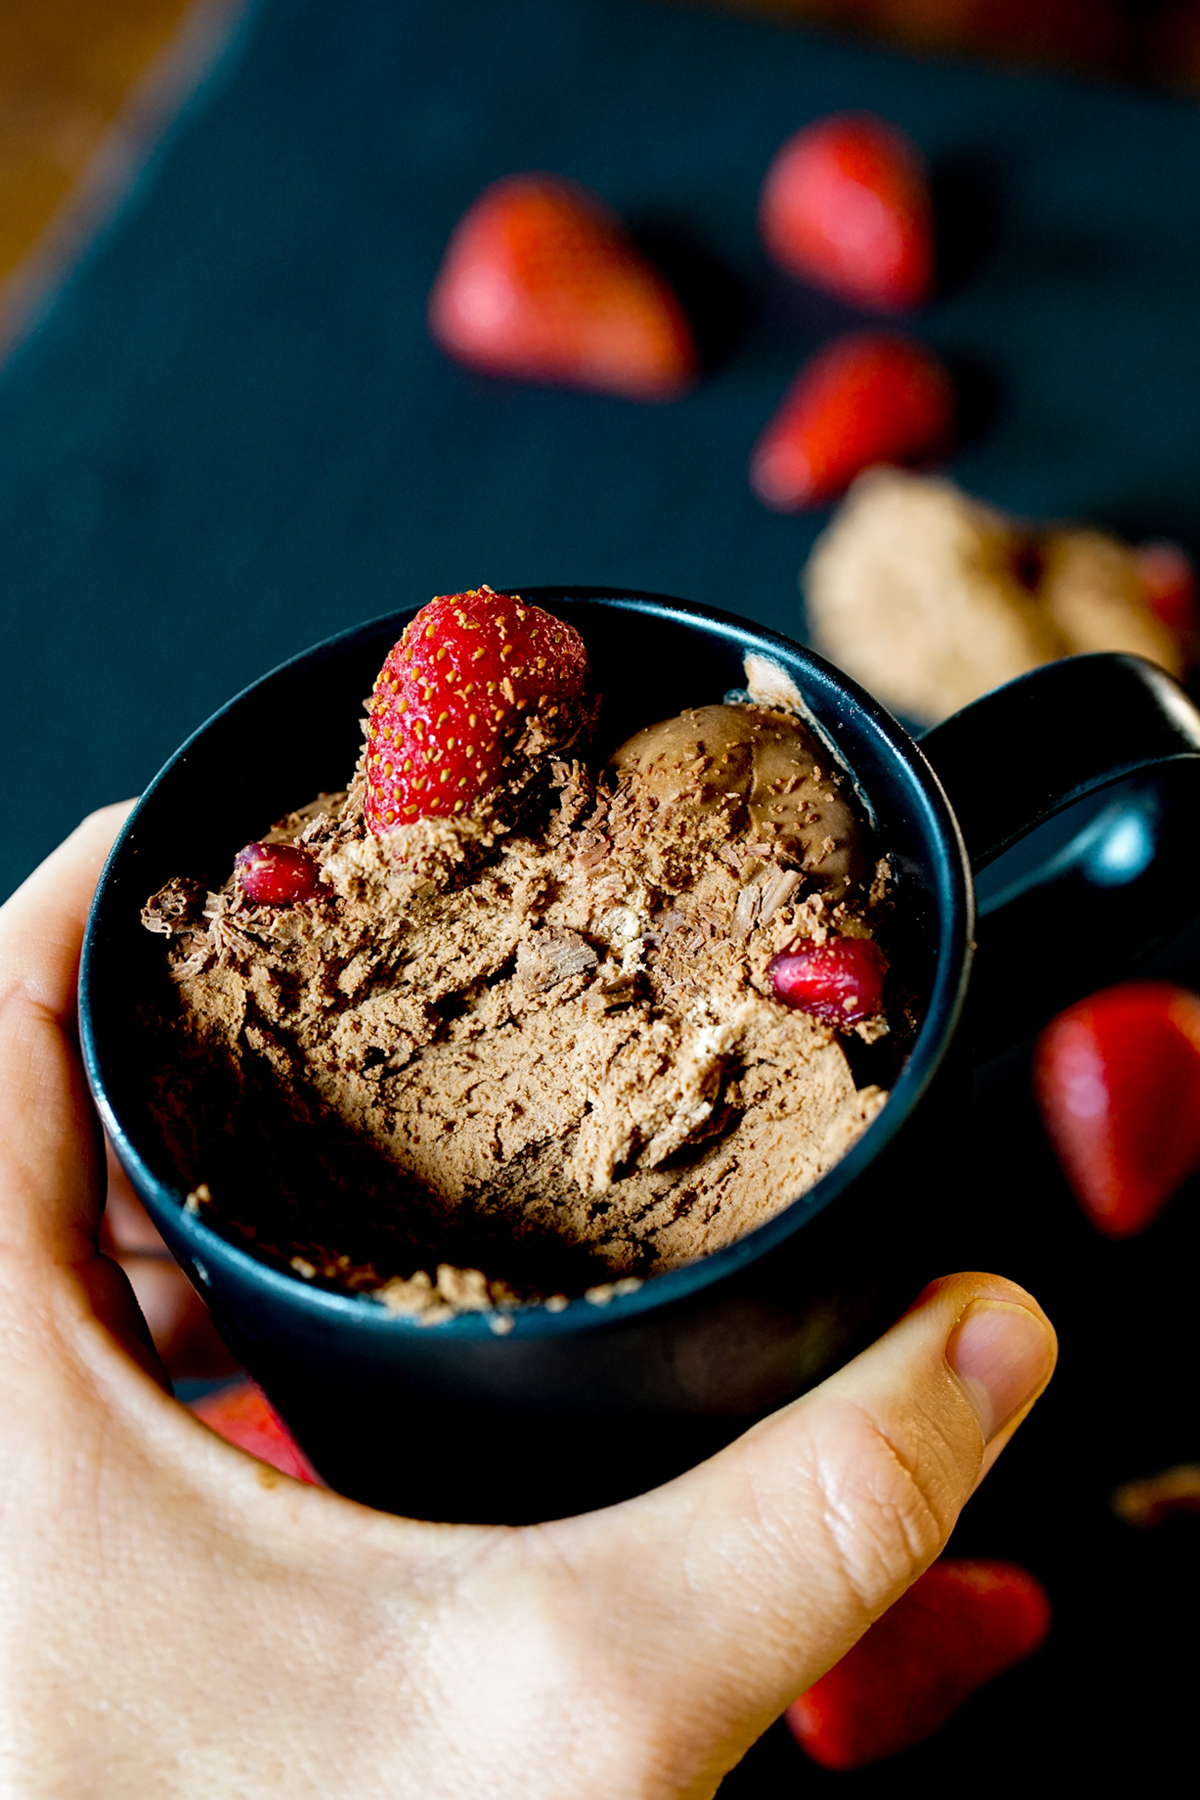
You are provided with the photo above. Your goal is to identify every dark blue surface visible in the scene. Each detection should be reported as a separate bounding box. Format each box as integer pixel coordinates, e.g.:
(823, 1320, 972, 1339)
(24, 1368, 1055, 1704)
(7, 0, 1200, 897)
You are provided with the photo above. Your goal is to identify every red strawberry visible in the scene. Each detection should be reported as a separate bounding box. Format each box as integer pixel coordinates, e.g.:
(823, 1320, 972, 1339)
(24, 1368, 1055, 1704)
(428, 174, 697, 400)
(364, 586, 589, 832)
(786, 1558, 1050, 1771)
(190, 1378, 323, 1485)
(759, 112, 934, 312)
(768, 938, 887, 1026)
(749, 331, 953, 511)
(1033, 980, 1200, 1238)
(1134, 539, 1197, 646)
(235, 841, 321, 905)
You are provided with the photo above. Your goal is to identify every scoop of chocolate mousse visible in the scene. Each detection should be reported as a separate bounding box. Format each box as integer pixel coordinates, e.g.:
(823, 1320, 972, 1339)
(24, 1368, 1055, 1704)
(143, 682, 894, 1318)
(609, 702, 862, 901)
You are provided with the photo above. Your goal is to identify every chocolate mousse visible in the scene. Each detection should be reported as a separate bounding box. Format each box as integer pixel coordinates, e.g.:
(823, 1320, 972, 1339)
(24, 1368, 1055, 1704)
(141, 596, 899, 1318)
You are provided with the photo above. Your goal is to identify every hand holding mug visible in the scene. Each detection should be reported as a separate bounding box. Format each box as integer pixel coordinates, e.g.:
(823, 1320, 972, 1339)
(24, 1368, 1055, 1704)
(0, 805, 1055, 1795)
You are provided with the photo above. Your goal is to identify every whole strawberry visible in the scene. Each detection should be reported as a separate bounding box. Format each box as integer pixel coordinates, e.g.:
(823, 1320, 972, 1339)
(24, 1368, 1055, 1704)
(786, 1558, 1050, 1770)
(428, 173, 697, 401)
(364, 587, 589, 832)
(750, 331, 954, 512)
(759, 112, 934, 312)
(1033, 980, 1200, 1237)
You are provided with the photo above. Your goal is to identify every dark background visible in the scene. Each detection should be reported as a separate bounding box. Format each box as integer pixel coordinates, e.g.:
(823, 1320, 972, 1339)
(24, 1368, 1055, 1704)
(2, 0, 1196, 1785)
(10, 0, 1200, 897)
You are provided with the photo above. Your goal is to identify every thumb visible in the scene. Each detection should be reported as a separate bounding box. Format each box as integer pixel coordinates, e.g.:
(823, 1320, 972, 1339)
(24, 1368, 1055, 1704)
(549, 1271, 1055, 1793)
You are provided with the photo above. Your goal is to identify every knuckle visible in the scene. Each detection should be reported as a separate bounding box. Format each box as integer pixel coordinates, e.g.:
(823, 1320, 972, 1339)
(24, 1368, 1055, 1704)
(807, 1400, 961, 1614)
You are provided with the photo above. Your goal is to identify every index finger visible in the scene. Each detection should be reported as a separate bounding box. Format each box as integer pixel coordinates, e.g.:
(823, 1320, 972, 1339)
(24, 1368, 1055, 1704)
(0, 804, 134, 1261)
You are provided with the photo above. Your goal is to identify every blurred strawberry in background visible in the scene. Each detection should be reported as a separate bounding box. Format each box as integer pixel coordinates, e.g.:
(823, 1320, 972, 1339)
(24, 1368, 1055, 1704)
(1034, 981, 1200, 1237)
(786, 1558, 1051, 1770)
(428, 173, 697, 400)
(759, 111, 934, 310)
(750, 330, 954, 509)
(1134, 539, 1198, 651)
(191, 1379, 323, 1485)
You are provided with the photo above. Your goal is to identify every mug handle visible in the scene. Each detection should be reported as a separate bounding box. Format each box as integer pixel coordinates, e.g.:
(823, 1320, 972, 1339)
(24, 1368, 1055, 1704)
(917, 653, 1200, 1059)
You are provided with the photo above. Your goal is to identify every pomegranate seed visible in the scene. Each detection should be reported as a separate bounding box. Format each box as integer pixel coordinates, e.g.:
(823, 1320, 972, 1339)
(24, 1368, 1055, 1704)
(235, 842, 321, 905)
(769, 938, 887, 1025)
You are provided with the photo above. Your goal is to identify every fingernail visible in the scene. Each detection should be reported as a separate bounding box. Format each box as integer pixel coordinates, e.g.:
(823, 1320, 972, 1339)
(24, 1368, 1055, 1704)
(946, 1300, 1055, 1443)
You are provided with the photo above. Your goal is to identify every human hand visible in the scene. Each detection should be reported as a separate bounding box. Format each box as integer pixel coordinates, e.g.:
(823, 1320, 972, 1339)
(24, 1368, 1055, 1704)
(100, 1133, 241, 1379)
(0, 807, 1056, 1798)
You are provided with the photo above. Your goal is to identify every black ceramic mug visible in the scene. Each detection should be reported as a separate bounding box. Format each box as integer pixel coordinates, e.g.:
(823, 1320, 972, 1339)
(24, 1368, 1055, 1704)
(79, 591, 1200, 1523)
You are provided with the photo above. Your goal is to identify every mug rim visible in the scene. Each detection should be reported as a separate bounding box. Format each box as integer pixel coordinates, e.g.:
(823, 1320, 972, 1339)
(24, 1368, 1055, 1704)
(80, 587, 975, 1338)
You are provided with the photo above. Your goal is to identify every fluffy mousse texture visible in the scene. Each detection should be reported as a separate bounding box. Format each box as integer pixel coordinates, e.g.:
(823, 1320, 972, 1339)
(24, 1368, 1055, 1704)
(804, 467, 1189, 724)
(143, 610, 897, 1318)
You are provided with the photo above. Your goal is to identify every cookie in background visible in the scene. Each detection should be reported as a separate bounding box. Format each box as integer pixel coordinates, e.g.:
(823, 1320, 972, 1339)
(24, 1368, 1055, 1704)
(802, 467, 1195, 725)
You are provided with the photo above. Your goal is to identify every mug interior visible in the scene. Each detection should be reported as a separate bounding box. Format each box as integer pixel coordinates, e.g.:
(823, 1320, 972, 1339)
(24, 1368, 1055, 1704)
(81, 590, 971, 1331)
